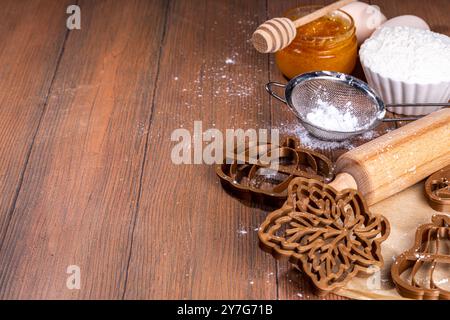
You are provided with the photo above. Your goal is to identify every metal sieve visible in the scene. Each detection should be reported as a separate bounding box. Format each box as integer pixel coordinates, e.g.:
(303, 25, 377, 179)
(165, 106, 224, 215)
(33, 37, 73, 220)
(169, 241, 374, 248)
(266, 71, 450, 141)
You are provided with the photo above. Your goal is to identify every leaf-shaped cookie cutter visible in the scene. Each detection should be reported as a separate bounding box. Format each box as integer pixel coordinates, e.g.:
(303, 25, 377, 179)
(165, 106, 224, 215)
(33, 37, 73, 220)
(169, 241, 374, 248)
(391, 215, 450, 300)
(425, 165, 450, 212)
(216, 136, 334, 206)
(258, 177, 390, 295)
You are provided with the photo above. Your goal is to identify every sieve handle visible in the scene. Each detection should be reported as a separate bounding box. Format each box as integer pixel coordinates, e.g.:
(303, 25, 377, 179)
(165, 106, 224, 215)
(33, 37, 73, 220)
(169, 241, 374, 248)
(386, 103, 450, 107)
(383, 104, 450, 121)
(265, 82, 287, 104)
(382, 118, 421, 122)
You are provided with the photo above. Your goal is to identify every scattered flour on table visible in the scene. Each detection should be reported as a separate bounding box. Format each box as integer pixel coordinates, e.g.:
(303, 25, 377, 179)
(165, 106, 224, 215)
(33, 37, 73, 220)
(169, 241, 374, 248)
(237, 225, 261, 236)
(237, 228, 248, 235)
(289, 125, 354, 150)
(225, 58, 236, 65)
(166, 14, 271, 131)
(281, 122, 393, 152)
(174, 16, 262, 102)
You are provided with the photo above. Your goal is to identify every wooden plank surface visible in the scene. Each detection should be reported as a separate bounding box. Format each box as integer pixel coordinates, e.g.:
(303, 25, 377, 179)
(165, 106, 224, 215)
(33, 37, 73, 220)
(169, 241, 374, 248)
(0, 0, 167, 299)
(0, 0, 447, 299)
(123, 0, 278, 300)
(0, 0, 70, 250)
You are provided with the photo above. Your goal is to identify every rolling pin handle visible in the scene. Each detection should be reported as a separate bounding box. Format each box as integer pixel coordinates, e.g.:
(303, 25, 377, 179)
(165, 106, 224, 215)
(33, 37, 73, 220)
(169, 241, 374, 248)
(328, 172, 358, 192)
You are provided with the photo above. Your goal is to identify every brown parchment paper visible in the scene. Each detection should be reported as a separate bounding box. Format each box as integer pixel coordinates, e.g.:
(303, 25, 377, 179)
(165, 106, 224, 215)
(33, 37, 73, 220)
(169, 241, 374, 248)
(335, 181, 449, 300)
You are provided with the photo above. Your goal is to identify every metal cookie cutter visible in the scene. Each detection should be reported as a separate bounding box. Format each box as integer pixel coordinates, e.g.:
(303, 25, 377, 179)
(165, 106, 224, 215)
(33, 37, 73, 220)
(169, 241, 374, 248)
(216, 136, 334, 206)
(258, 177, 390, 295)
(425, 165, 450, 212)
(391, 215, 450, 300)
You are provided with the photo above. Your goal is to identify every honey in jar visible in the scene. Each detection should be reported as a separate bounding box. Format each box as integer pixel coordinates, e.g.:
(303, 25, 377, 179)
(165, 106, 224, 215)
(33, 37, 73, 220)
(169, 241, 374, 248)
(275, 6, 357, 79)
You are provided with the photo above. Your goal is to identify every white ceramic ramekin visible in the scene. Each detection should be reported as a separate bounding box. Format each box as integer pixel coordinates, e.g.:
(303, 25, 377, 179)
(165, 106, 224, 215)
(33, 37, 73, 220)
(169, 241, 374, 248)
(360, 61, 450, 116)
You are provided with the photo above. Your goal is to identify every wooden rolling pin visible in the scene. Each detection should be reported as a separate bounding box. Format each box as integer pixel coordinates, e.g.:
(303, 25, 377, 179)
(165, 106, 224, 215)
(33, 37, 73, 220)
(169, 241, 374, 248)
(252, 0, 355, 53)
(328, 108, 450, 205)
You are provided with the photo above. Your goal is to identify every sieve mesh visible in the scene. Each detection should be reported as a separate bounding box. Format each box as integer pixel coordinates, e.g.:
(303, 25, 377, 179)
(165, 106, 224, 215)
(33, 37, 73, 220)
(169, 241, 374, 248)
(287, 76, 384, 141)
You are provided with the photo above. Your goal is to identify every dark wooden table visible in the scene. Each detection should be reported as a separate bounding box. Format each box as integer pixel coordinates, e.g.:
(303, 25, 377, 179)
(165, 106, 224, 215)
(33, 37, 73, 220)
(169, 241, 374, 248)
(0, 0, 448, 299)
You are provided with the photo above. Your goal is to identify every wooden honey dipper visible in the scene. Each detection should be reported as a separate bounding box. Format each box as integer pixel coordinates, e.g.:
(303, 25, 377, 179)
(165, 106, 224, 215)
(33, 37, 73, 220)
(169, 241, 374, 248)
(252, 0, 356, 53)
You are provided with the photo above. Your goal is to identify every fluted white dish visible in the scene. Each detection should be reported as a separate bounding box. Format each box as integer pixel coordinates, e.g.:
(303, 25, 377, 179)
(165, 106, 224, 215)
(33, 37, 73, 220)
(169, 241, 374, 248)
(361, 62, 450, 116)
(360, 26, 450, 116)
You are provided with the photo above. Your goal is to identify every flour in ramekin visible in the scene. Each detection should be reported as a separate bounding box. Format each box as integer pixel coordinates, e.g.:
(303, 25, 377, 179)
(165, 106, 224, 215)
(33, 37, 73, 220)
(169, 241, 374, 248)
(360, 26, 450, 83)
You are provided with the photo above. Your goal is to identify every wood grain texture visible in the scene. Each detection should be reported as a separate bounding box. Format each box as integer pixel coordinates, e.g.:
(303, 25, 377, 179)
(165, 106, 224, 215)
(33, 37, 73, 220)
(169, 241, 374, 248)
(0, 0, 70, 248)
(0, 0, 167, 299)
(0, 0, 447, 300)
(123, 0, 278, 300)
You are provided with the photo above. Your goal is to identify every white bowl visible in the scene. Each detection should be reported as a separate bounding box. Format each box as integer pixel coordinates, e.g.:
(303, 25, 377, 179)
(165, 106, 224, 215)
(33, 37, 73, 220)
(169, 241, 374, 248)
(360, 26, 450, 116)
(361, 62, 450, 116)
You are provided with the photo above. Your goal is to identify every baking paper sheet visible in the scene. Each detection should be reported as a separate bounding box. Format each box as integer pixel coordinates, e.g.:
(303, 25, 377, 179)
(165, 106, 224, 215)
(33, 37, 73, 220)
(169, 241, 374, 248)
(335, 182, 449, 300)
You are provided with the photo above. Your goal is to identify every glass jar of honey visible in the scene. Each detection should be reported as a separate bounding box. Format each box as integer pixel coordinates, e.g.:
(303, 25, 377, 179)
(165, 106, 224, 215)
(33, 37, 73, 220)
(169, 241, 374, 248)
(275, 6, 357, 79)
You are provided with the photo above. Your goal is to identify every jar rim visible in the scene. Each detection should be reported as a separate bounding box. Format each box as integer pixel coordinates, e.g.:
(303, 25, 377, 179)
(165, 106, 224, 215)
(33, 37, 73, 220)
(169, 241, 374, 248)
(285, 5, 355, 42)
